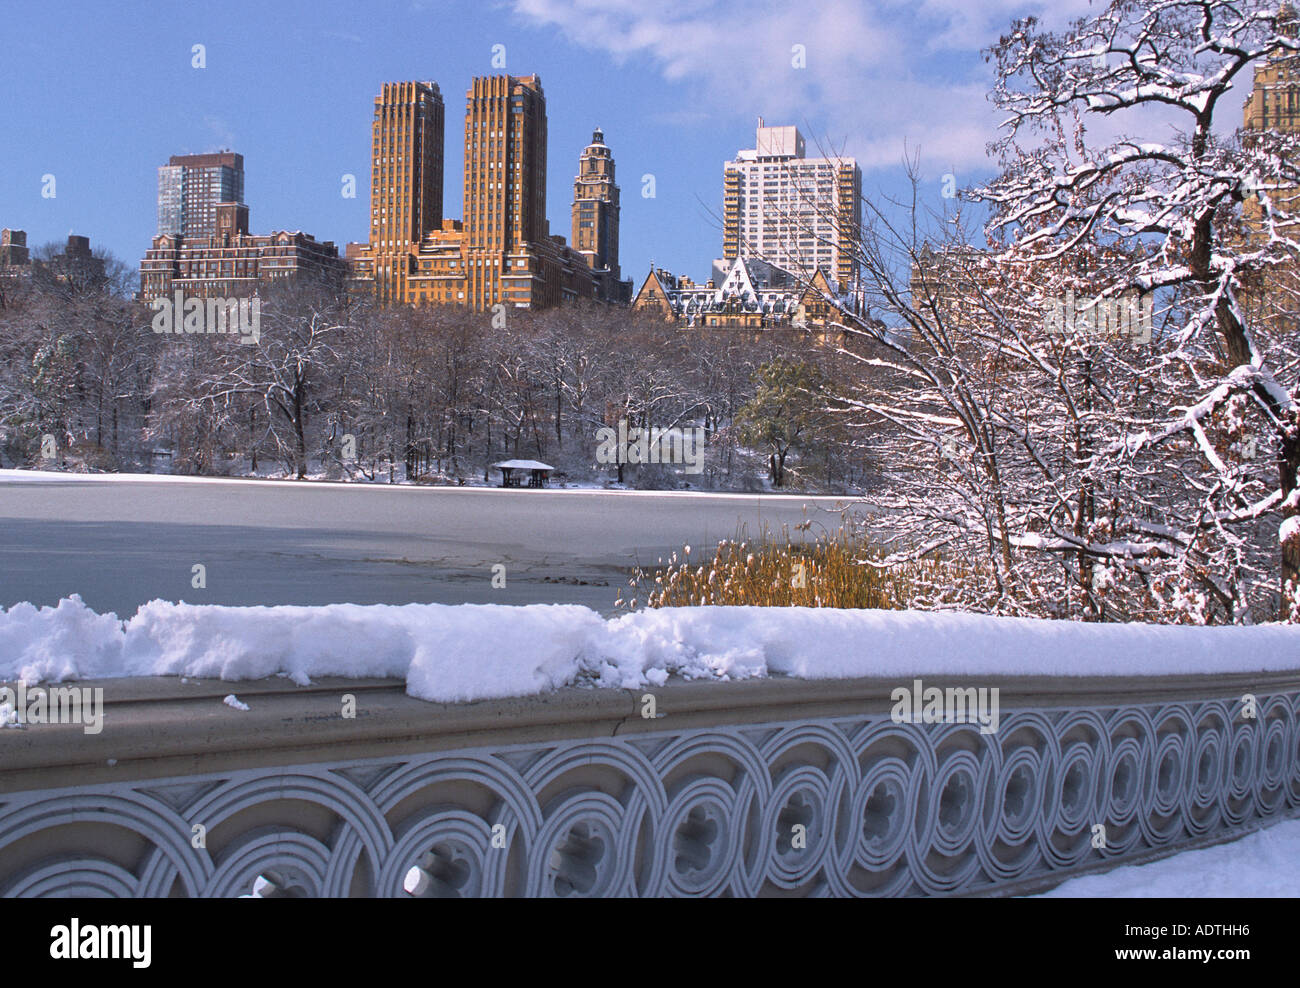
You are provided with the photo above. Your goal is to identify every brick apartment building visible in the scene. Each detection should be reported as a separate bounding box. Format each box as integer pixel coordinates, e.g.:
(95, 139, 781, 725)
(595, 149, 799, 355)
(0, 228, 30, 269)
(140, 148, 343, 302)
(139, 202, 344, 302)
(2, 230, 107, 289)
(157, 152, 246, 239)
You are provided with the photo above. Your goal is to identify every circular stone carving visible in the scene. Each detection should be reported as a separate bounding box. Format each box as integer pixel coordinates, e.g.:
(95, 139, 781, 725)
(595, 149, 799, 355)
(2, 689, 1298, 897)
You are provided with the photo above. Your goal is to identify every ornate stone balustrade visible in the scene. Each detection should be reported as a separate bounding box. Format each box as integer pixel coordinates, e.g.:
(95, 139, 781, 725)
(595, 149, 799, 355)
(2, 671, 1298, 896)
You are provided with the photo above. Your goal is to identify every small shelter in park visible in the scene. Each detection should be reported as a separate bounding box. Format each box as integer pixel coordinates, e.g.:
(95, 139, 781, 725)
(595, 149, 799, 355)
(490, 459, 555, 488)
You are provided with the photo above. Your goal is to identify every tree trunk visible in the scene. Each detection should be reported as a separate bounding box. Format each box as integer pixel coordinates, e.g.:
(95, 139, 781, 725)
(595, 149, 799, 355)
(293, 386, 307, 479)
(1282, 419, 1300, 619)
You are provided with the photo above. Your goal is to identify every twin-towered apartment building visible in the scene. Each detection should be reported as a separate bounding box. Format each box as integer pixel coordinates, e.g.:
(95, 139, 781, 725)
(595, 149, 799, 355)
(345, 75, 630, 309)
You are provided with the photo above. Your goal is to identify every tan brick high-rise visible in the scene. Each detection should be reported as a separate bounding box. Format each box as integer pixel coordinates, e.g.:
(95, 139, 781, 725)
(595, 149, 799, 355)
(461, 74, 547, 307)
(1238, 6, 1300, 335)
(367, 81, 445, 303)
(1242, 11, 1300, 235)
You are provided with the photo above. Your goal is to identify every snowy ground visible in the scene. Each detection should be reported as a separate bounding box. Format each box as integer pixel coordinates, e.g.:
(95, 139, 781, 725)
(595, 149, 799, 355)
(1036, 817, 1300, 897)
(2, 597, 1297, 702)
(56, 449, 786, 493)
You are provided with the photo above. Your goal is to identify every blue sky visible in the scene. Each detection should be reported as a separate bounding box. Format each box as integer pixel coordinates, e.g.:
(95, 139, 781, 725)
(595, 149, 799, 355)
(1, 0, 1108, 283)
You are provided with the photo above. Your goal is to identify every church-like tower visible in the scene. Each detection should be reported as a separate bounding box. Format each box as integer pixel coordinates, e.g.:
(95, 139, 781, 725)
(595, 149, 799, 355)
(571, 128, 621, 282)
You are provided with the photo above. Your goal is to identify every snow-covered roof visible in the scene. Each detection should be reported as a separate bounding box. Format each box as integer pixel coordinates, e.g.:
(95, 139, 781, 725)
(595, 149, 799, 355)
(658, 257, 816, 321)
(490, 459, 555, 471)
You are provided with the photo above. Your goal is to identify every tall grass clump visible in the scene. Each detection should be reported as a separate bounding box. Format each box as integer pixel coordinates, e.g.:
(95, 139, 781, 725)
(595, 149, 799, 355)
(616, 524, 967, 611)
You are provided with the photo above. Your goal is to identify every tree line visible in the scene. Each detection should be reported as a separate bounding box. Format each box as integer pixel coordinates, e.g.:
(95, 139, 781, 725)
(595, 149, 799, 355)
(0, 268, 866, 492)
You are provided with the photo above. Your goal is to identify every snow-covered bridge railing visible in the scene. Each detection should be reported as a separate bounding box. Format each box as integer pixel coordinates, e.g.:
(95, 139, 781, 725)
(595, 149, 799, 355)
(2, 669, 1298, 897)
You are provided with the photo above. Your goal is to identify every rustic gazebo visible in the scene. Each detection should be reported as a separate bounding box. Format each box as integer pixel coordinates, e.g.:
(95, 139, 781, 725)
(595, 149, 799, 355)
(490, 459, 555, 489)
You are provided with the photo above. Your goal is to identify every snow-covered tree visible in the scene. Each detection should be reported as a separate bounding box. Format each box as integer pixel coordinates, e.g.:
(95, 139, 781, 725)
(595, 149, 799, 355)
(812, 0, 1300, 623)
(977, 0, 1300, 620)
(158, 278, 356, 479)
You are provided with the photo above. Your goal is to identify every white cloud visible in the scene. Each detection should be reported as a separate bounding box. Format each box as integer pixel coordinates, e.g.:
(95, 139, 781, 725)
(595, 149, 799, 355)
(908, 0, 1097, 50)
(509, 0, 1097, 172)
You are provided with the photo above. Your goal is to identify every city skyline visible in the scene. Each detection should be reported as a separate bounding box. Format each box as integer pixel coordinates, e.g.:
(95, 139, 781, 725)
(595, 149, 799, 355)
(0, 0, 1110, 287)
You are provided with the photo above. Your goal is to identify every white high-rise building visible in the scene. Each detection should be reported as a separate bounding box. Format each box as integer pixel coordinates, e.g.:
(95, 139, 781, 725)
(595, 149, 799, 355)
(723, 121, 861, 290)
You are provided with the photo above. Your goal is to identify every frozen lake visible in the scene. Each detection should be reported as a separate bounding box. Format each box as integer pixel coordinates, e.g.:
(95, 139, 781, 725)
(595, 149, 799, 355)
(0, 472, 862, 616)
